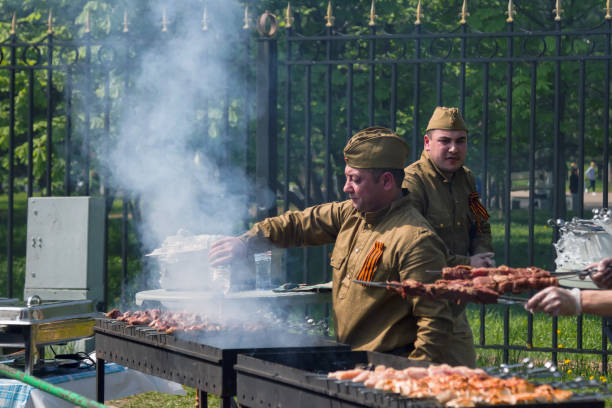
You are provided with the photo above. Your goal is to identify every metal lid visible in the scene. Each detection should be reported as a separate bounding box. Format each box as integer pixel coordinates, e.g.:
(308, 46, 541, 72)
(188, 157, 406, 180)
(0, 298, 94, 325)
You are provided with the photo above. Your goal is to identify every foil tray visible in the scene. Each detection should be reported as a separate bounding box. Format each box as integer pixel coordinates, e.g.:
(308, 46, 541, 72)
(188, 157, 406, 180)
(0, 298, 96, 325)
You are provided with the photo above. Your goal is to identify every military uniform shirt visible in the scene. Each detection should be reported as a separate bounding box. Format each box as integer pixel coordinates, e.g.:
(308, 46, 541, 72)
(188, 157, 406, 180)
(240, 195, 475, 366)
(403, 151, 494, 267)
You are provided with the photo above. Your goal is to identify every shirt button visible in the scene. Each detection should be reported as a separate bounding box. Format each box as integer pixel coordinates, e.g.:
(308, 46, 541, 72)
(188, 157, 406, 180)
(347, 274, 351, 279)
(456, 221, 461, 226)
(439, 224, 444, 227)
(355, 248, 359, 253)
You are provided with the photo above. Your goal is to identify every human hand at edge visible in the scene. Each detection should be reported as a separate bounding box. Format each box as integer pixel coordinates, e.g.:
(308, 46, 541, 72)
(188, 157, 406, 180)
(470, 252, 496, 268)
(524, 286, 582, 316)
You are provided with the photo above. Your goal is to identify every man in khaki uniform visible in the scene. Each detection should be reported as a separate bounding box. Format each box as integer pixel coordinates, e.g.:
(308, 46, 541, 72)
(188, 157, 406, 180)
(403, 106, 494, 267)
(402, 107, 492, 367)
(210, 126, 476, 367)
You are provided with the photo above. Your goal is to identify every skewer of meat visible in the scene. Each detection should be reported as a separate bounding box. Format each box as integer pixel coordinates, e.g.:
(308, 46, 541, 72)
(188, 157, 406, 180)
(439, 265, 552, 280)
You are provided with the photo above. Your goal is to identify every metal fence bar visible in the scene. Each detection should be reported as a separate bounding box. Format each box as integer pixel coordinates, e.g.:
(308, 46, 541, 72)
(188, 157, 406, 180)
(7, 33, 16, 299)
(368, 25, 375, 126)
(436, 62, 442, 105)
(46, 33, 53, 196)
(324, 26, 332, 284)
(553, 21, 562, 239)
(346, 64, 353, 142)
(390, 63, 397, 131)
(28, 69, 34, 197)
(411, 25, 421, 163)
(459, 24, 466, 116)
(64, 69, 72, 196)
(527, 61, 537, 349)
(303, 64, 311, 284)
(604, 19, 611, 209)
(481, 63, 489, 205)
(578, 59, 586, 217)
(504, 22, 513, 265)
(84, 34, 92, 196)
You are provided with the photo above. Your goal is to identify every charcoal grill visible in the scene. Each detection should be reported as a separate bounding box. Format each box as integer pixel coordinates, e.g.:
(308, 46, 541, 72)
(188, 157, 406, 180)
(94, 318, 349, 407)
(234, 351, 605, 408)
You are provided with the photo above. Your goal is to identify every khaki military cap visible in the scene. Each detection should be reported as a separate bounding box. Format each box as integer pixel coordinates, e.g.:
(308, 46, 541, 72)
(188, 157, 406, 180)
(343, 127, 409, 169)
(426, 106, 468, 132)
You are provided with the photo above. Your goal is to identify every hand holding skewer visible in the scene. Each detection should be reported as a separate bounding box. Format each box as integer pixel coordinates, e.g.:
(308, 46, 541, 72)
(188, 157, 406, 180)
(585, 257, 612, 289)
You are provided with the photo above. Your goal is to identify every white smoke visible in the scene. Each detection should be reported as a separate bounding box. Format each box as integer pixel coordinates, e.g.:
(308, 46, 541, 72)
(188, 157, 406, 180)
(104, 0, 251, 251)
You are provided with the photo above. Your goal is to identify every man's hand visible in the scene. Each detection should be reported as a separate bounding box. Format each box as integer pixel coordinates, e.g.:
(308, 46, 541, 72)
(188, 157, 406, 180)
(209, 237, 247, 267)
(470, 252, 495, 267)
(586, 257, 612, 289)
(524, 286, 582, 316)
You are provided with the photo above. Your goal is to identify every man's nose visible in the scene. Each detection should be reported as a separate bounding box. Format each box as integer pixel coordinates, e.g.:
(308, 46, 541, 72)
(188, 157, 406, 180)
(343, 180, 352, 193)
(448, 143, 457, 152)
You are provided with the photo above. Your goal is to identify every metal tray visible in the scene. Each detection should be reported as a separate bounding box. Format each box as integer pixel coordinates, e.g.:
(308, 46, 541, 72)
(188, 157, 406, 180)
(0, 296, 95, 325)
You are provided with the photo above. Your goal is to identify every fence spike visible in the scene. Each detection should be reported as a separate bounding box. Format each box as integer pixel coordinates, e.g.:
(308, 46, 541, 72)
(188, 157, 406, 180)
(202, 5, 208, 31)
(415, 0, 423, 25)
(85, 9, 91, 33)
(47, 9, 53, 34)
(553, 0, 563, 21)
(459, 0, 469, 24)
(605, 0, 612, 20)
(123, 10, 129, 33)
(368, 0, 376, 26)
(161, 7, 168, 32)
(325, 1, 334, 27)
(243, 4, 250, 29)
(505, 0, 516, 23)
(10, 12, 16, 35)
(285, 2, 294, 28)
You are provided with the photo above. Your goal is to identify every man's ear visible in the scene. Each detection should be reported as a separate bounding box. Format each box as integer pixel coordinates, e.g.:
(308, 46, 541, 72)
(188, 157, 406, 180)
(423, 133, 430, 151)
(382, 172, 395, 190)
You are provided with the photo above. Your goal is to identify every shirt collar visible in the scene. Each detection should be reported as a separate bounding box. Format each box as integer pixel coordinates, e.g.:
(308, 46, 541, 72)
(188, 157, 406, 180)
(360, 191, 410, 225)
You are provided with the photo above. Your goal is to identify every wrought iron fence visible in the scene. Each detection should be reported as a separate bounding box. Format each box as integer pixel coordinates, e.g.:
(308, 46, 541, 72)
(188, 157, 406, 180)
(257, 0, 612, 372)
(0, 1, 610, 373)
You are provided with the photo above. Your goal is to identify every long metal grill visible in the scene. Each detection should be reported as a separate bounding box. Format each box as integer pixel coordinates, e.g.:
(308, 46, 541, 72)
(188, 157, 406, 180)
(234, 351, 606, 408)
(93, 318, 349, 407)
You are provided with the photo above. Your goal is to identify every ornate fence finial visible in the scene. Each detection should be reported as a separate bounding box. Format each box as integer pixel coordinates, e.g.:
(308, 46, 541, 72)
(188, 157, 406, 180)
(325, 1, 334, 27)
(285, 2, 294, 28)
(123, 10, 129, 32)
(243, 4, 250, 29)
(368, 0, 377, 26)
(202, 5, 208, 31)
(85, 9, 91, 33)
(505, 0, 516, 23)
(47, 9, 53, 34)
(10, 12, 16, 35)
(257, 11, 278, 37)
(459, 0, 469, 24)
(415, 0, 423, 25)
(553, 0, 563, 21)
(161, 7, 168, 32)
(605, 0, 612, 20)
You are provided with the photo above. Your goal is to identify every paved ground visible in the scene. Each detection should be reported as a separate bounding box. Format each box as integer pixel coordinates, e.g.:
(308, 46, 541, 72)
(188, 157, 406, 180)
(510, 190, 612, 212)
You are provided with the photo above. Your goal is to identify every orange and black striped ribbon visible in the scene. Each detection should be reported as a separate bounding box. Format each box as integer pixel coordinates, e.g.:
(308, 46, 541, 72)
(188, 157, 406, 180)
(469, 191, 490, 233)
(356, 241, 385, 284)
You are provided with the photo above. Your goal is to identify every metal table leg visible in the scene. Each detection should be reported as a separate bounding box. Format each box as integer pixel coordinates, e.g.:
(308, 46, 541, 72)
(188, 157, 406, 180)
(196, 389, 207, 408)
(96, 357, 105, 403)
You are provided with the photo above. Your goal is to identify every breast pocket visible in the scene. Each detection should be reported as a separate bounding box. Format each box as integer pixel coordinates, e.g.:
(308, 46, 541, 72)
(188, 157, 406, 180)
(330, 251, 351, 299)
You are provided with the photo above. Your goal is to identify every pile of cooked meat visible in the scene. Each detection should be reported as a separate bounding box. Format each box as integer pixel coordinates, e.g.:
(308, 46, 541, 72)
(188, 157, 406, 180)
(385, 265, 558, 304)
(105, 308, 264, 334)
(328, 363, 573, 407)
